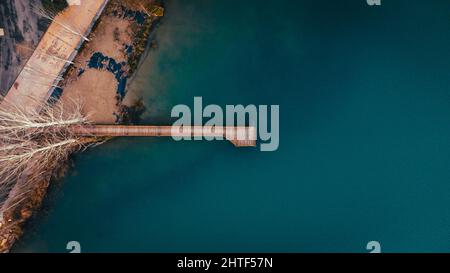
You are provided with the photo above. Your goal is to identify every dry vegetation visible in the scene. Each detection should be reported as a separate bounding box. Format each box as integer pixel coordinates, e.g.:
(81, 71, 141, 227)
(0, 96, 97, 215)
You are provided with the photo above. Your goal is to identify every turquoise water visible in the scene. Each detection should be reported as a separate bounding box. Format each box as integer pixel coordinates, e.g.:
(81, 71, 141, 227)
(15, 0, 450, 252)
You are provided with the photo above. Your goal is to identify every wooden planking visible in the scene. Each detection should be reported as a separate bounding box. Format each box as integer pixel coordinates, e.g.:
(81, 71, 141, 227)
(73, 125, 257, 147)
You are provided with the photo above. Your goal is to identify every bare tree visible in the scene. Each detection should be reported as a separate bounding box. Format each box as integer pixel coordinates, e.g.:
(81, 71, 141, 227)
(0, 96, 97, 215)
(31, 3, 90, 42)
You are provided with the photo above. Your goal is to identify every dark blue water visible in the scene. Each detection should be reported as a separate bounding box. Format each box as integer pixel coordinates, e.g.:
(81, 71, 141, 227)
(16, 0, 450, 252)
(88, 52, 128, 98)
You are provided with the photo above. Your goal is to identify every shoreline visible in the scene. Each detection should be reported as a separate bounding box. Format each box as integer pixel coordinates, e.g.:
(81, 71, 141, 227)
(0, 0, 164, 252)
(126, 9, 162, 90)
(58, 0, 164, 124)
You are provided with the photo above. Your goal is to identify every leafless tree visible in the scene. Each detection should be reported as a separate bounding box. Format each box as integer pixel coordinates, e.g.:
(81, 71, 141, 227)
(0, 96, 98, 215)
(31, 3, 89, 41)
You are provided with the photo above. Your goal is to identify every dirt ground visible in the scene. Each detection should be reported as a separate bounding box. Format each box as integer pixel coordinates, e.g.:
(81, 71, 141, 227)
(62, 70, 119, 123)
(59, 8, 135, 123)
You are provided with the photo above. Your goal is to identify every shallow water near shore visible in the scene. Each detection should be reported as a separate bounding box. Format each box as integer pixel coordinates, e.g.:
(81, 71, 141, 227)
(14, 0, 450, 252)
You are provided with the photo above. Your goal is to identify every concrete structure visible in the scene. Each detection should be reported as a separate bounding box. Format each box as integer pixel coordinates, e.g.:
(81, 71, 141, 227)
(67, 0, 82, 6)
(4, 0, 109, 110)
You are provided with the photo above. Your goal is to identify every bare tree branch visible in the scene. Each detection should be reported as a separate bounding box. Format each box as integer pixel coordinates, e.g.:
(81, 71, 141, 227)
(0, 96, 97, 215)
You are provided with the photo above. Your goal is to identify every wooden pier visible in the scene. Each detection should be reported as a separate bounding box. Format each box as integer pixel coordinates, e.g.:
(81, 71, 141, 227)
(73, 125, 257, 147)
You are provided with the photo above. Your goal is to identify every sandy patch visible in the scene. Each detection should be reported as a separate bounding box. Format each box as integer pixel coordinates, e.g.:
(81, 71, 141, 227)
(59, 13, 135, 124)
(60, 70, 118, 124)
(88, 16, 132, 61)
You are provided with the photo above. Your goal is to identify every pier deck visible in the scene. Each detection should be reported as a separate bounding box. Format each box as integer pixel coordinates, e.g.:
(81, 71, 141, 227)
(74, 125, 257, 147)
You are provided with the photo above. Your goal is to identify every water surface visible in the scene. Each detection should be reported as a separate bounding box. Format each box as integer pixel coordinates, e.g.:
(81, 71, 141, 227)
(15, 0, 450, 252)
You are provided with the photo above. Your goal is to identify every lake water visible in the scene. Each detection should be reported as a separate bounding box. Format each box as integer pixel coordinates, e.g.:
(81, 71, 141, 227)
(15, 0, 450, 252)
